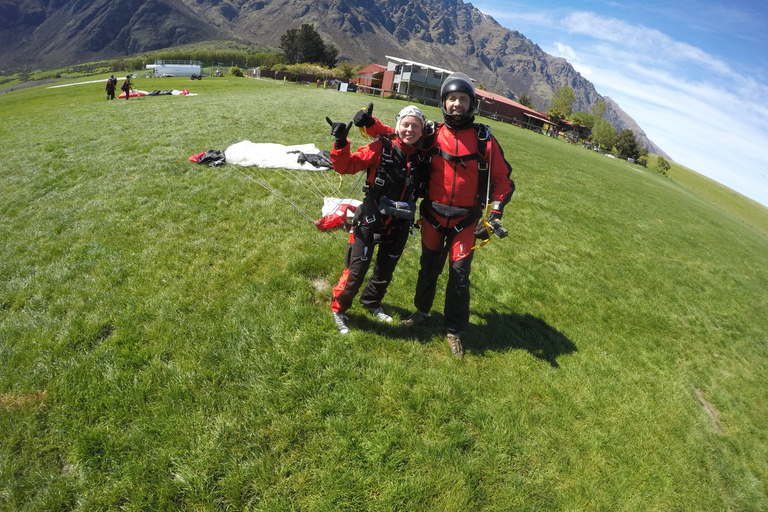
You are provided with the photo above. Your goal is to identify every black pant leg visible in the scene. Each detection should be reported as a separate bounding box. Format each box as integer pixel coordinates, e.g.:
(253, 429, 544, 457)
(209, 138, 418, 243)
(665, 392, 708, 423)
(359, 224, 410, 308)
(331, 224, 376, 313)
(414, 239, 448, 314)
(444, 251, 473, 334)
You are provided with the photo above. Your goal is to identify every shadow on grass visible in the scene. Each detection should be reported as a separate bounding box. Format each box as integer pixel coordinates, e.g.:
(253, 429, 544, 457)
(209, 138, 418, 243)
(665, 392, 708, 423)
(348, 306, 576, 367)
(470, 309, 577, 368)
(345, 305, 434, 343)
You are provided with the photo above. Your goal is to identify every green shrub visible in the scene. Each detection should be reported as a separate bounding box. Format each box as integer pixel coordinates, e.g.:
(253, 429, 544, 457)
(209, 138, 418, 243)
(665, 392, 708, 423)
(657, 155, 671, 175)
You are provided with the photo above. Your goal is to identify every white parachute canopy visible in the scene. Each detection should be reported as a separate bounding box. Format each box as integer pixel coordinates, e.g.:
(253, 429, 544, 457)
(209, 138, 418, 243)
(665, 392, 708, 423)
(217, 141, 365, 226)
(224, 141, 330, 171)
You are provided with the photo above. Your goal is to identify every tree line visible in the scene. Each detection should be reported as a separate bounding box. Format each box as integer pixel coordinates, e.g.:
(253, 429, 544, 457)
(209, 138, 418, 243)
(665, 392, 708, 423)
(105, 25, 664, 172)
(109, 24, 341, 74)
(545, 86, 659, 168)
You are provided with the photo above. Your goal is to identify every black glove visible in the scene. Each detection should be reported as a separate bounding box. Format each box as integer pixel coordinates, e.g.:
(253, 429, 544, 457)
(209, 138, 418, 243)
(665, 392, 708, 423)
(474, 222, 491, 241)
(488, 201, 508, 238)
(353, 102, 375, 128)
(326, 117, 353, 149)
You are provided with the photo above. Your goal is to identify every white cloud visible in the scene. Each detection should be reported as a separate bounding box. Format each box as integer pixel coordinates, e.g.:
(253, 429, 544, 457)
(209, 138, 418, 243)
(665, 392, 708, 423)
(496, 10, 556, 27)
(561, 12, 733, 76)
(554, 43, 592, 76)
(473, 3, 768, 205)
(478, 8, 559, 34)
(562, 41, 768, 205)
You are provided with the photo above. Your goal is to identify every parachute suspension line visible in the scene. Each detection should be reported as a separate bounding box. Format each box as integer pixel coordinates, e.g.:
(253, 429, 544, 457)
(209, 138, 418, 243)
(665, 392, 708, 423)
(271, 166, 359, 200)
(315, 170, 367, 219)
(471, 132, 494, 251)
(300, 169, 339, 199)
(231, 167, 315, 223)
(325, 169, 366, 198)
(267, 168, 363, 205)
(328, 171, 347, 196)
(227, 165, 367, 224)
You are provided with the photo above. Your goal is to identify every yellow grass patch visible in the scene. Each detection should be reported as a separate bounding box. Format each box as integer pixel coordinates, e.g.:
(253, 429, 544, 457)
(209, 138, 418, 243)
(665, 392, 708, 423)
(0, 390, 47, 410)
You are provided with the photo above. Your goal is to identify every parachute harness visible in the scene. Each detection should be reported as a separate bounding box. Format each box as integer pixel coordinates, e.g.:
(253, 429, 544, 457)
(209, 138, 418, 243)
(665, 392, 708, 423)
(471, 126, 494, 251)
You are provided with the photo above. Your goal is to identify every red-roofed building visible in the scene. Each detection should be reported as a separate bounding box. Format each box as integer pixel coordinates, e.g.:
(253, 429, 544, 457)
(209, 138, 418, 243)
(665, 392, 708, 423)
(476, 90, 590, 139)
(475, 90, 555, 133)
(350, 57, 590, 139)
(557, 119, 591, 140)
(353, 56, 453, 104)
(352, 63, 386, 89)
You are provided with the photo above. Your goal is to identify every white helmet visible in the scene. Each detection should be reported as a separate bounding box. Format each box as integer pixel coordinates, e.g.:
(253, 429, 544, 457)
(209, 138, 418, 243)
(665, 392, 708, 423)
(395, 105, 425, 132)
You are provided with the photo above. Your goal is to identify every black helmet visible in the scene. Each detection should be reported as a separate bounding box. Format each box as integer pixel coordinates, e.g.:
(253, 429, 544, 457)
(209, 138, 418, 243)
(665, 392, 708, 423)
(440, 72, 477, 127)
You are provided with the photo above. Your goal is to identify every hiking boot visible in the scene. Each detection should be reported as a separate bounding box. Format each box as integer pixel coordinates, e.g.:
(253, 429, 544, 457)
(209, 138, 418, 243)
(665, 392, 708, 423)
(333, 312, 350, 335)
(447, 333, 464, 359)
(368, 307, 393, 323)
(402, 309, 429, 325)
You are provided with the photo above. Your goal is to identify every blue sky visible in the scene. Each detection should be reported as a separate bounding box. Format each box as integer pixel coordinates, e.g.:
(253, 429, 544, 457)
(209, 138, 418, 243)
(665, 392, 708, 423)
(471, 0, 768, 207)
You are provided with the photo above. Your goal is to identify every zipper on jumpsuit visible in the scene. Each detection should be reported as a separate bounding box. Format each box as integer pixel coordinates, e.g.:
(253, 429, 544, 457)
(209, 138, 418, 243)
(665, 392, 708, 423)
(398, 145, 411, 202)
(449, 128, 458, 206)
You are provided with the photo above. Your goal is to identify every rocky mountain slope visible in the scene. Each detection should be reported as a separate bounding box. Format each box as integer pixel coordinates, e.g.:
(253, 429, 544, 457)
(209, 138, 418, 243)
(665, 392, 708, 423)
(0, 0, 666, 155)
(602, 97, 667, 158)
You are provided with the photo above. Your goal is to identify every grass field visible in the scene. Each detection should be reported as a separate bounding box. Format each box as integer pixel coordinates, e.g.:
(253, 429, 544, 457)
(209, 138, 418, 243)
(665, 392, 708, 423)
(1, 74, 767, 511)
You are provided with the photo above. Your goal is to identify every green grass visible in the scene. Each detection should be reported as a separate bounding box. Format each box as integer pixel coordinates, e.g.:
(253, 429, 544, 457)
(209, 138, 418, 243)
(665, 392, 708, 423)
(643, 153, 768, 237)
(1, 75, 767, 511)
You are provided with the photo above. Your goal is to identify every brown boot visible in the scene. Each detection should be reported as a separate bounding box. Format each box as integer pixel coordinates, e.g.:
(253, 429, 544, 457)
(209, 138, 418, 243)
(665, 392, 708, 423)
(447, 333, 464, 359)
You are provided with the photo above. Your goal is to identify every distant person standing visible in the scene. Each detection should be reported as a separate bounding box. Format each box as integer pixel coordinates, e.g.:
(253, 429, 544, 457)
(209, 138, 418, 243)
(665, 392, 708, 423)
(105, 75, 117, 100)
(120, 75, 132, 100)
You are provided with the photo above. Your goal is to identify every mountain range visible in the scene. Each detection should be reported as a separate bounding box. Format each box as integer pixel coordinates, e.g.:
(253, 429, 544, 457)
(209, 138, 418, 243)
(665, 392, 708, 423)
(0, 0, 667, 156)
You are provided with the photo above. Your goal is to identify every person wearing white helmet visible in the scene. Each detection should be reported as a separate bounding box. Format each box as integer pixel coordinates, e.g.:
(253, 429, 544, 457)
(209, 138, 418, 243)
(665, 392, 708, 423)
(325, 105, 430, 335)
(355, 73, 515, 358)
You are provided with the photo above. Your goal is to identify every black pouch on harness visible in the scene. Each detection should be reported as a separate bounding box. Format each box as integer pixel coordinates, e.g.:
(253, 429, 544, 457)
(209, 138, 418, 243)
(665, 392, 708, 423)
(420, 200, 480, 237)
(428, 201, 475, 219)
(378, 197, 416, 220)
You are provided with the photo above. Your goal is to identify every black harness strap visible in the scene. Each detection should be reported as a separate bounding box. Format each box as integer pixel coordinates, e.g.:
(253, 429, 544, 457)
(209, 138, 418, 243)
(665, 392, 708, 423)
(364, 137, 423, 200)
(435, 149, 484, 168)
(358, 136, 426, 230)
(475, 123, 491, 212)
(423, 123, 493, 230)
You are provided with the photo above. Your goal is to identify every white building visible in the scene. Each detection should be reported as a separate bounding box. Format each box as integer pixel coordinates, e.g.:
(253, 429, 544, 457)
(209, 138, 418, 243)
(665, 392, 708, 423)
(145, 60, 203, 78)
(384, 56, 454, 106)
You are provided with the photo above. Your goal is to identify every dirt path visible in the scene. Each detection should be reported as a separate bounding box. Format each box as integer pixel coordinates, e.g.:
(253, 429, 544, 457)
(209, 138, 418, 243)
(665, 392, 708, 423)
(0, 78, 61, 94)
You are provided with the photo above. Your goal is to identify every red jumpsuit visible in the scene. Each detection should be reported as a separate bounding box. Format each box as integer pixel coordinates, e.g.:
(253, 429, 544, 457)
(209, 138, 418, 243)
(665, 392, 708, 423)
(368, 118, 514, 333)
(330, 136, 428, 315)
(105, 77, 117, 100)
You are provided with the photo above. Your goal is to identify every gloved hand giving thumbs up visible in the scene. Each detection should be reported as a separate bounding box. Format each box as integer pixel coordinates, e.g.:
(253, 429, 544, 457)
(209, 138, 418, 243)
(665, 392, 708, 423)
(326, 117, 353, 149)
(353, 102, 375, 128)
